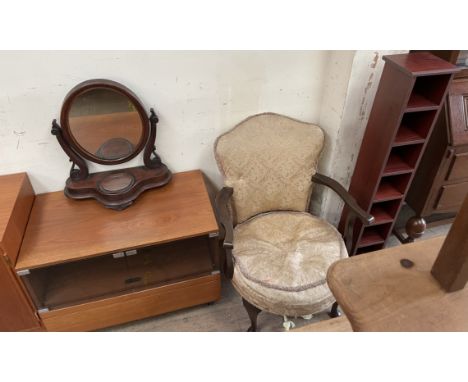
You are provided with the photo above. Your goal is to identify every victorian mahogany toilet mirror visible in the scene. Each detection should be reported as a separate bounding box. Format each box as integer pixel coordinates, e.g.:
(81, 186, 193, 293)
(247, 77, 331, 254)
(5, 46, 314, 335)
(51, 79, 171, 210)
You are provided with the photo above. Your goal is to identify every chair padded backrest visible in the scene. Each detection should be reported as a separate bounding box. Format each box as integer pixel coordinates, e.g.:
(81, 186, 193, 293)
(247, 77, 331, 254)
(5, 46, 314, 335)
(214, 113, 324, 223)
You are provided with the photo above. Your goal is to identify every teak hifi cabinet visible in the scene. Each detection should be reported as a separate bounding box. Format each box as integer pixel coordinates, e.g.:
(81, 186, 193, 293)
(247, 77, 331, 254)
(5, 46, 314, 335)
(0, 170, 221, 331)
(339, 53, 459, 256)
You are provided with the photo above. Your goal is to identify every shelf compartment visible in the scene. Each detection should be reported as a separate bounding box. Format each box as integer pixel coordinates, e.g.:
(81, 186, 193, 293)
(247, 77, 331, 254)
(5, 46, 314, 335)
(374, 173, 411, 202)
(358, 223, 392, 248)
(23, 236, 214, 311)
(406, 74, 452, 112)
(393, 111, 437, 147)
(356, 243, 385, 255)
(370, 199, 401, 225)
(383, 144, 423, 175)
(394, 125, 425, 146)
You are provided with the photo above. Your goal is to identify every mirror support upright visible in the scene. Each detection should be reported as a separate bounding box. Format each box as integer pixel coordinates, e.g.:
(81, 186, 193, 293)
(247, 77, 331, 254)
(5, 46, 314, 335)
(143, 108, 163, 169)
(51, 119, 89, 181)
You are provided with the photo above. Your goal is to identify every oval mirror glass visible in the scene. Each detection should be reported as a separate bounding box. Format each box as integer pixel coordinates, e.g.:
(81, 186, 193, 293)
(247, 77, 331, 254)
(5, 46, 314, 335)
(68, 88, 143, 161)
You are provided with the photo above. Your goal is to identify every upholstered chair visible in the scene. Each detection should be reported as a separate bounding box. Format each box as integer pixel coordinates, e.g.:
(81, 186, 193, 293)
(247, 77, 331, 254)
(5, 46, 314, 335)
(214, 113, 374, 331)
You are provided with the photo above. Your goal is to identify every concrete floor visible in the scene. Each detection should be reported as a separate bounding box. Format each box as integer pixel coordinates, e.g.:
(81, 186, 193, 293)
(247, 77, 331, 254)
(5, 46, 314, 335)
(105, 224, 451, 332)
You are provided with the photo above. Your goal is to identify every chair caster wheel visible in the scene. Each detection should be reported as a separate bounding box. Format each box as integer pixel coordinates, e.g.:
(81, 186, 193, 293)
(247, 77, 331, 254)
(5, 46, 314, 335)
(283, 316, 296, 331)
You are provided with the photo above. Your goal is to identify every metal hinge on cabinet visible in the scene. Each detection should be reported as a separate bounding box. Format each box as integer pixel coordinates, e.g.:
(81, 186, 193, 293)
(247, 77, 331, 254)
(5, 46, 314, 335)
(112, 249, 138, 259)
(16, 269, 31, 277)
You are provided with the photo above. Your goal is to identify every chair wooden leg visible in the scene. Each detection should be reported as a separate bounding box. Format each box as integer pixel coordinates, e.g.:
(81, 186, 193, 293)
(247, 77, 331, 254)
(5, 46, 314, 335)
(329, 301, 341, 318)
(242, 298, 261, 332)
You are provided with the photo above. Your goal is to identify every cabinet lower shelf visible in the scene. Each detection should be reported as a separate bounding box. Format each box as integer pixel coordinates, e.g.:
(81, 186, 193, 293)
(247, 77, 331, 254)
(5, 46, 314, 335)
(24, 236, 216, 311)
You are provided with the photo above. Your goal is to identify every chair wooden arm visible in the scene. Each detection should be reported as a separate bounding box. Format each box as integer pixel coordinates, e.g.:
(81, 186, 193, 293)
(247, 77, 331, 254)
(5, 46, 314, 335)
(214, 187, 234, 279)
(312, 173, 374, 225)
(312, 173, 374, 253)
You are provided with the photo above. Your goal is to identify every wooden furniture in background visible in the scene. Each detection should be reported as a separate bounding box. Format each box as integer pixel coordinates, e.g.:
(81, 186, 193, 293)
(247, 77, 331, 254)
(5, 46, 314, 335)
(404, 50, 468, 239)
(339, 53, 458, 255)
(0, 173, 42, 331)
(1, 170, 220, 331)
(431, 194, 468, 292)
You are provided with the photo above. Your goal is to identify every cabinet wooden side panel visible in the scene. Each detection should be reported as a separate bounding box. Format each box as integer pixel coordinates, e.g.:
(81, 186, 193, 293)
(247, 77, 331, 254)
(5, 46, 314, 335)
(0, 174, 35, 264)
(0, 255, 40, 331)
(40, 273, 221, 331)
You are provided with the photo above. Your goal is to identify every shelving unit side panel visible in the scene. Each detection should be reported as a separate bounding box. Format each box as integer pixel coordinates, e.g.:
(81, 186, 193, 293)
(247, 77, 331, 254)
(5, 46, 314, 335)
(406, 109, 450, 215)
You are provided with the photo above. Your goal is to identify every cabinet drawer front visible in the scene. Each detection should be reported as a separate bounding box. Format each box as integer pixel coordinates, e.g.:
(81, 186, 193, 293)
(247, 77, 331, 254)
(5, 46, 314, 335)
(446, 152, 468, 182)
(40, 273, 221, 331)
(448, 79, 468, 146)
(434, 183, 468, 212)
(0, 256, 41, 331)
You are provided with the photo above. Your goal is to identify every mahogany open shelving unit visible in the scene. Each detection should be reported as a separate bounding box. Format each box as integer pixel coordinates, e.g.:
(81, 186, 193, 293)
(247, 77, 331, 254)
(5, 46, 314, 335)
(339, 53, 459, 256)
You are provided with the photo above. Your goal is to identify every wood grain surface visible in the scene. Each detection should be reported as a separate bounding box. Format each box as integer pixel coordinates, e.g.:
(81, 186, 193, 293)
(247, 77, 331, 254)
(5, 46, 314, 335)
(327, 236, 468, 331)
(431, 194, 468, 291)
(293, 316, 352, 332)
(16, 170, 218, 270)
(0, 256, 41, 331)
(0, 172, 35, 264)
(40, 273, 221, 331)
(384, 52, 460, 76)
(0, 172, 40, 331)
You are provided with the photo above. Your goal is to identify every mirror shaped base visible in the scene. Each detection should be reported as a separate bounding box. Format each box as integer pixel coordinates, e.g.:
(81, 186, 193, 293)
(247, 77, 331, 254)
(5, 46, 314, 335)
(64, 164, 172, 210)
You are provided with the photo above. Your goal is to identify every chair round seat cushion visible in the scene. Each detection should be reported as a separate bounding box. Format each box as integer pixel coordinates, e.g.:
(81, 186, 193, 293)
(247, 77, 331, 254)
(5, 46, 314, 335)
(232, 211, 347, 316)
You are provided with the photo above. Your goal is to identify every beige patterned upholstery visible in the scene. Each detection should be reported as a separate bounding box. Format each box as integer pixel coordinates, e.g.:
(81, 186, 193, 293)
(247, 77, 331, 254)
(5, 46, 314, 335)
(215, 113, 346, 321)
(214, 113, 324, 223)
(232, 211, 346, 316)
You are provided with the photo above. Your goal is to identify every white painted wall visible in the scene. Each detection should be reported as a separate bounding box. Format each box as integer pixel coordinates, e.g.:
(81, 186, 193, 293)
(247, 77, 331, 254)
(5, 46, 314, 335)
(0, 50, 408, 224)
(0, 51, 329, 194)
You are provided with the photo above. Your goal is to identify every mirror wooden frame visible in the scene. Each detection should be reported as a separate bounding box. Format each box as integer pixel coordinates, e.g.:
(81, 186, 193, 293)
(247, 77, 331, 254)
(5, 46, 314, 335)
(61, 79, 149, 164)
(51, 79, 171, 210)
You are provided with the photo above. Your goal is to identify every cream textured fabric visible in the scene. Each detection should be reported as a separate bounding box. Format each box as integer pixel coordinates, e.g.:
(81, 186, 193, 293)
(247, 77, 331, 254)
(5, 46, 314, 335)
(231, 211, 347, 316)
(214, 113, 324, 223)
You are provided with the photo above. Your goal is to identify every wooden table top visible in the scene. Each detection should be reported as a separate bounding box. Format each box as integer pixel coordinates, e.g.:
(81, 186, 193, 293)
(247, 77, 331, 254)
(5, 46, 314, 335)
(327, 236, 468, 331)
(16, 170, 218, 270)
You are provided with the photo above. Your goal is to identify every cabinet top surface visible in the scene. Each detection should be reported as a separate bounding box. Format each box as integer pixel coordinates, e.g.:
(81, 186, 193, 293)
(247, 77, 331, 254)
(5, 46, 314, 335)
(384, 52, 459, 76)
(327, 236, 468, 331)
(0, 173, 28, 246)
(16, 170, 218, 270)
